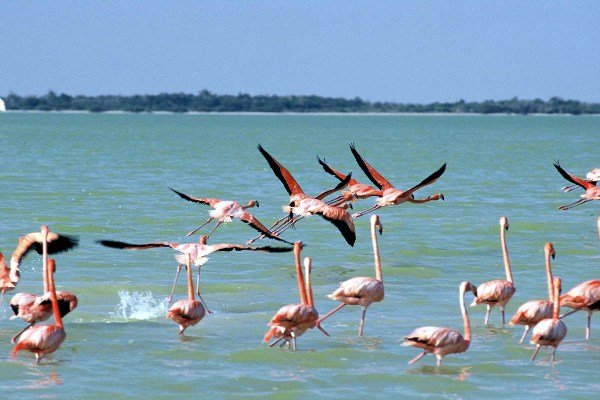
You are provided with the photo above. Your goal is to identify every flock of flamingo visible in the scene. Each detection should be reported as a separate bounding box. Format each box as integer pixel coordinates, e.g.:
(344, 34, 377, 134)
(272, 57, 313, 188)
(1, 143, 598, 366)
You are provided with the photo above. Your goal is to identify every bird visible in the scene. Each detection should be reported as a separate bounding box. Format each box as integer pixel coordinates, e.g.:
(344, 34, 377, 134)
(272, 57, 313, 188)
(256, 144, 356, 246)
(510, 243, 556, 342)
(0, 252, 16, 302)
(170, 188, 292, 245)
(318, 214, 384, 336)
(530, 277, 567, 362)
(561, 167, 600, 192)
(166, 253, 206, 335)
(559, 279, 600, 339)
(470, 216, 516, 325)
(554, 162, 600, 210)
(403, 281, 477, 366)
(347, 143, 446, 218)
(12, 258, 67, 364)
(264, 242, 326, 350)
(9, 226, 78, 343)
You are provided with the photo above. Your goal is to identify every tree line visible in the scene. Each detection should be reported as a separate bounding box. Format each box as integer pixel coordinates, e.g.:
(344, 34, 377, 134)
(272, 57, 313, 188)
(2, 90, 599, 114)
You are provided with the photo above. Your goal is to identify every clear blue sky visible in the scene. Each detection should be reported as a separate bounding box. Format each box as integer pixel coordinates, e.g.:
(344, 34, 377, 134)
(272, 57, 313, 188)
(2, 1, 599, 102)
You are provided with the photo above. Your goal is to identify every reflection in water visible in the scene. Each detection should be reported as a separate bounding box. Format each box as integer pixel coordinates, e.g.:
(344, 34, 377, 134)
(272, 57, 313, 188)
(22, 371, 62, 390)
(407, 365, 472, 381)
(344, 336, 384, 350)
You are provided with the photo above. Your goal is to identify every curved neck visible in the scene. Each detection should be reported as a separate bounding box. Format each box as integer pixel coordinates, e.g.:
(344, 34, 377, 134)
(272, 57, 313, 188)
(186, 256, 195, 301)
(294, 244, 307, 305)
(372, 222, 382, 282)
(545, 251, 554, 301)
(48, 260, 63, 329)
(460, 287, 470, 342)
(304, 258, 314, 307)
(500, 226, 513, 283)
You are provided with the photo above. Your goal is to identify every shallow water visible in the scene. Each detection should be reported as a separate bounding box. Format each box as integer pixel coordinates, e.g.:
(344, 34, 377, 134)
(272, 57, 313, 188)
(0, 113, 599, 398)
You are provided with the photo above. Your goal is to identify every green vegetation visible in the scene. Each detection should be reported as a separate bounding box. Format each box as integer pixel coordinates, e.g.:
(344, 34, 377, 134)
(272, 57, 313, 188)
(3, 90, 599, 114)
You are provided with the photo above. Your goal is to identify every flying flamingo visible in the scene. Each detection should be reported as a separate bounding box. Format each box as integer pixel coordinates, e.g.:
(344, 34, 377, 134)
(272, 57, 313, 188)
(12, 258, 66, 364)
(403, 281, 477, 366)
(170, 188, 291, 244)
(530, 277, 567, 362)
(559, 279, 600, 339)
(348, 143, 446, 218)
(510, 243, 555, 342)
(561, 167, 600, 192)
(470, 216, 516, 325)
(554, 162, 600, 210)
(166, 253, 206, 335)
(256, 144, 356, 246)
(264, 242, 326, 350)
(318, 214, 384, 336)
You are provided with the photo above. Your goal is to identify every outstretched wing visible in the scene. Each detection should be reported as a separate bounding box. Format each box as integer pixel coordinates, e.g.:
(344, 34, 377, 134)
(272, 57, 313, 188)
(315, 172, 352, 200)
(554, 162, 593, 190)
(258, 144, 304, 196)
(400, 163, 447, 198)
(349, 143, 394, 190)
(209, 243, 294, 253)
(317, 156, 357, 184)
(10, 231, 78, 268)
(316, 205, 356, 246)
(238, 212, 293, 245)
(170, 188, 221, 206)
(97, 240, 176, 250)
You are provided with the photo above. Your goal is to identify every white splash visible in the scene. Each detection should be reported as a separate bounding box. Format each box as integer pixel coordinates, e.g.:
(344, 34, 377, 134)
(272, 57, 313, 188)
(0, 98, 5, 112)
(111, 291, 168, 321)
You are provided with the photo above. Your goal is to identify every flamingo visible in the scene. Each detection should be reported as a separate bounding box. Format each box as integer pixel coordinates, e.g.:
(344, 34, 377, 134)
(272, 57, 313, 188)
(403, 281, 477, 366)
(9, 226, 78, 343)
(12, 259, 66, 364)
(470, 216, 516, 325)
(530, 277, 567, 362)
(348, 143, 446, 218)
(255, 144, 356, 246)
(264, 242, 326, 350)
(561, 167, 600, 192)
(0, 252, 16, 303)
(318, 214, 384, 336)
(166, 253, 206, 335)
(510, 243, 555, 342)
(170, 188, 291, 244)
(559, 279, 600, 339)
(554, 162, 600, 210)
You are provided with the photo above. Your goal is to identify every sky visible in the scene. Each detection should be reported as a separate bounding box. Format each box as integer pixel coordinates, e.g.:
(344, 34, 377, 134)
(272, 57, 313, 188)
(1, 1, 599, 103)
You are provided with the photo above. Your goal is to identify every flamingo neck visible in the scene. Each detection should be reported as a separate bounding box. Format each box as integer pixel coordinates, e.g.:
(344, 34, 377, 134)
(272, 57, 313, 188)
(545, 251, 554, 302)
(372, 222, 382, 283)
(500, 227, 513, 283)
(186, 257, 195, 301)
(304, 258, 314, 307)
(294, 244, 308, 305)
(48, 260, 63, 329)
(460, 287, 470, 342)
(42, 232, 49, 292)
(553, 279, 560, 320)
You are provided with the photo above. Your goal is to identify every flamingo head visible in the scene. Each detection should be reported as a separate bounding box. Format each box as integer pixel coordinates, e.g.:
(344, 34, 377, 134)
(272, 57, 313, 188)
(499, 216, 509, 231)
(198, 235, 209, 245)
(544, 242, 555, 259)
(247, 200, 259, 208)
(371, 214, 383, 235)
(461, 281, 477, 297)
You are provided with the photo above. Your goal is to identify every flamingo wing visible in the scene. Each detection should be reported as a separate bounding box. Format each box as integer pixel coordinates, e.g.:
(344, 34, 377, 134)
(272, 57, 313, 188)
(258, 144, 304, 196)
(97, 240, 175, 250)
(238, 212, 293, 245)
(314, 172, 353, 200)
(209, 243, 294, 254)
(317, 156, 359, 185)
(554, 163, 594, 190)
(399, 163, 447, 198)
(315, 205, 356, 246)
(11, 232, 78, 265)
(349, 143, 394, 190)
(170, 188, 221, 206)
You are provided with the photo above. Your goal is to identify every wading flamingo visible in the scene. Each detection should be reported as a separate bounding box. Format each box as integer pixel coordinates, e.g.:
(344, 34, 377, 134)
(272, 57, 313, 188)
(554, 162, 600, 210)
(560, 279, 600, 339)
(471, 216, 516, 325)
(561, 167, 600, 192)
(348, 143, 446, 218)
(318, 214, 384, 336)
(255, 144, 356, 246)
(403, 281, 477, 366)
(12, 259, 66, 364)
(166, 253, 206, 335)
(170, 188, 291, 244)
(264, 242, 326, 350)
(531, 277, 567, 362)
(9, 226, 78, 343)
(510, 243, 555, 342)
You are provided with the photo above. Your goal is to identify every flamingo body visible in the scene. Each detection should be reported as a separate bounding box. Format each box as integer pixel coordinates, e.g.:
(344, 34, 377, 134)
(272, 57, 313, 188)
(471, 280, 515, 307)
(530, 319, 567, 347)
(327, 277, 384, 307)
(264, 303, 318, 343)
(166, 299, 206, 335)
(560, 279, 600, 339)
(12, 324, 66, 362)
(554, 163, 600, 210)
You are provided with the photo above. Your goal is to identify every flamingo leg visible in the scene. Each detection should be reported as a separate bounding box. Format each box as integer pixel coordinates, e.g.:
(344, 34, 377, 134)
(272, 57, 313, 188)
(195, 266, 213, 313)
(205, 221, 223, 239)
(435, 354, 443, 366)
(586, 310, 592, 339)
(352, 204, 381, 219)
(166, 264, 184, 304)
(179, 325, 187, 335)
(325, 195, 346, 205)
(559, 308, 581, 319)
(531, 345, 541, 361)
(291, 332, 297, 351)
(519, 326, 530, 343)
(484, 305, 491, 325)
(269, 337, 285, 347)
(500, 305, 506, 325)
(271, 215, 303, 235)
(558, 198, 591, 211)
(551, 346, 558, 362)
(11, 323, 34, 344)
(247, 215, 292, 244)
(187, 217, 215, 237)
(316, 323, 330, 337)
(561, 184, 578, 193)
(358, 306, 367, 336)
(408, 351, 427, 364)
(317, 303, 347, 324)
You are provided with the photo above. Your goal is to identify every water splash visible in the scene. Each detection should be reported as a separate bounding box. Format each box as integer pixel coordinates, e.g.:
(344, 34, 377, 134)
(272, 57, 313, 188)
(111, 291, 168, 321)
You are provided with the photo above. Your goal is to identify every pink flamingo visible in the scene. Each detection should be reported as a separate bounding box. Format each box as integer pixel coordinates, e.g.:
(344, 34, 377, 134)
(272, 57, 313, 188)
(12, 259, 66, 364)
(166, 253, 206, 335)
(318, 214, 384, 336)
(554, 162, 600, 210)
(170, 188, 291, 244)
(348, 143, 446, 218)
(0, 252, 16, 303)
(471, 216, 516, 325)
(510, 243, 555, 342)
(561, 167, 600, 192)
(560, 279, 600, 339)
(403, 281, 477, 366)
(530, 277, 567, 362)
(264, 242, 326, 350)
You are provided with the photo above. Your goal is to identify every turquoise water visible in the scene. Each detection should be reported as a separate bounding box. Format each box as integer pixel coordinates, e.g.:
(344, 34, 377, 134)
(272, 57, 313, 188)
(0, 112, 598, 398)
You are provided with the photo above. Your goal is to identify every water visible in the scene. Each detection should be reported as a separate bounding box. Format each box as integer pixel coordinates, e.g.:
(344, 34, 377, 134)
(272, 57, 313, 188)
(0, 112, 598, 398)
